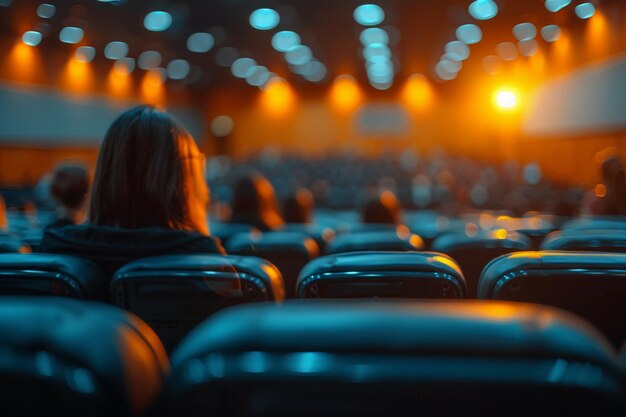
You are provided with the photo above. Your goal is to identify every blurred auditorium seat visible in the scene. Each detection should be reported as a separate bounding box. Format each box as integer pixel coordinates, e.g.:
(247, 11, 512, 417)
(478, 251, 626, 346)
(0, 253, 107, 300)
(297, 251, 465, 299)
(0, 235, 30, 253)
(279, 223, 336, 252)
(209, 223, 257, 246)
(111, 254, 285, 351)
(324, 228, 424, 254)
(0, 297, 168, 417)
(157, 300, 626, 417)
(541, 229, 626, 252)
(225, 231, 319, 297)
(431, 230, 533, 297)
(560, 216, 626, 231)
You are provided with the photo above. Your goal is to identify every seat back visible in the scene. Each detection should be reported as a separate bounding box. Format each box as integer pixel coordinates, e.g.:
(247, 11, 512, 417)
(297, 251, 466, 299)
(111, 254, 285, 351)
(225, 231, 318, 297)
(159, 300, 626, 417)
(325, 228, 424, 255)
(431, 230, 532, 297)
(561, 216, 626, 232)
(0, 235, 30, 253)
(0, 297, 168, 417)
(0, 253, 107, 300)
(479, 251, 626, 346)
(541, 229, 626, 253)
(210, 223, 256, 246)
(280, 224, 336, 252)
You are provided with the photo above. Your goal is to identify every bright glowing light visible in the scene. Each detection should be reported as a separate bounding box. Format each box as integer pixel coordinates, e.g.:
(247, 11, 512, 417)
(22, 31, 42, 46)
(249, 8, 279, 30)
(141, 69, 165, 105)
(494, 89, 517, 110)
(353, 4, 385, 26)
(260, 77, 296, 116)
(6, 41, 42, 81)
(575, 3, 595, 19)
(144, 11, 172, 32)
(401, 73, 434, 111)
(468, 0, 498, 20)
(108, 64, 132, 97)
(329, 75, 362, 112)
(63, 57, 93, 92)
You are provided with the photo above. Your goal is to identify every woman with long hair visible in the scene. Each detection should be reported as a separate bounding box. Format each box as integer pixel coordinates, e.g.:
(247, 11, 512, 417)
(40, 105, 223, 276)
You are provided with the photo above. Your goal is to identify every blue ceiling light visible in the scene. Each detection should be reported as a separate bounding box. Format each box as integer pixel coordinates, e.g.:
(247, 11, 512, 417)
(575, 3, 595, 19)
(360, 27, 389, 45)
(540, 25, 561, 42)
(167, 59, 190, 80)
(138, 50, 161, 70)
(187, 32, 214, 53)
(456, 24, 482, 44)
(518, 39, 538, 57)
(272, 31, 300, 52)
(59, 26, 84, 44)
(144, 11, 172, 32)
(444, 41, 470, 61)
(249, 8, 279, 31)
(353, 4, 385, 26)
(37, 3, 55, 19)
(22, 31, 43, 46)
(285, 45, 312, 66)
(512, 23, 537, 41)
(104, 41, 128, 60)
(544, 0, 571, 12)
(231, 57, 257, 78)
(468, 0, 498, 20)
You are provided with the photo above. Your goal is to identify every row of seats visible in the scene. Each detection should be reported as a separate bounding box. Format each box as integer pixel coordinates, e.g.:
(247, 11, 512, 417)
(1, 297, 625, 416)
(1, 250, 626, 349)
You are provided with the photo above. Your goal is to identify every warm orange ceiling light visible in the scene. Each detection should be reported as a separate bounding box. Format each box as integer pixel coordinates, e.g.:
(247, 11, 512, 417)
(63, 56, 93, 92)
(141, 69, 165, 105)
(329, 74, 362, 112)
(401, 74, 434, 111)
(260, 77, 296, 116)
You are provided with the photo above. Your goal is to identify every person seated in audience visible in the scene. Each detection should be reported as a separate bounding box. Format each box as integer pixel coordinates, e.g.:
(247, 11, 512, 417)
(282, 188, 314, 224)
(362, 190, 403, 224)
(40, 105, 224, 277)
(581, 151, 626, 216)
(229, 173, 284, 231)
(47, 162, 90, 228)
(0, 195, 7, 232)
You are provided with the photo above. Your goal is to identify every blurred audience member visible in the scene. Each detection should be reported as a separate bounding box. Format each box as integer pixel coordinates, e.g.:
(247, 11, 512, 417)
(230, 173, 284, 231)
(282, 188, 314, 224)
(48, 163, 90, 227)
(0, 195, 7, 231)
(40, 105, 223, 277)
(582, 151, 626, 216)
(363, 190, 402, 224)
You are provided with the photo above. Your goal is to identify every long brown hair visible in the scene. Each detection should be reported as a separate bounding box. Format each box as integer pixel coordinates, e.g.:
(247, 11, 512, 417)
(89, 105, 209, 234)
